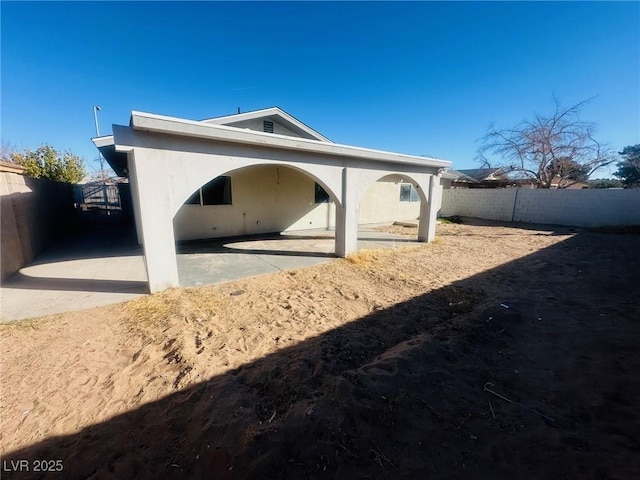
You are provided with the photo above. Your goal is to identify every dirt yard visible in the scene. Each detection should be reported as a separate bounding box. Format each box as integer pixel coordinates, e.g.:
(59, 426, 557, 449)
(1, 219, 639, 479)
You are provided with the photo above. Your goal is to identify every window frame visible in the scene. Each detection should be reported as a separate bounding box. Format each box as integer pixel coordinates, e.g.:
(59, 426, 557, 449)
(399, 184, 420, 203)
(184, 176, 233, 206)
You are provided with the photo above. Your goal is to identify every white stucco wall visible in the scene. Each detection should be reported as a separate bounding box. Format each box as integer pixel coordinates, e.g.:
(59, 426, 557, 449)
(173, 167, 422, 241)
(359, 181, 420, 224)
(174, 165, 322, 240)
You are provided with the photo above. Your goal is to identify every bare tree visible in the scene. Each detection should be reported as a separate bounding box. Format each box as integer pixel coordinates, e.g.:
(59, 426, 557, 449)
(477, 96, 616, 188)
(1, 142, 15, 162)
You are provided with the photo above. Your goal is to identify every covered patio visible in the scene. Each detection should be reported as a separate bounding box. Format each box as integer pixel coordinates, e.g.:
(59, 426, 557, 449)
(0, 224, 425, 321)
(94, 109, 450, 293)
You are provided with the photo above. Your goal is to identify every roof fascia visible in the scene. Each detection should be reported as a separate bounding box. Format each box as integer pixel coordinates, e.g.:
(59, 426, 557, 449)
(201, 107, 279, 124)
(92, 135, 115, 148)
(129, 111, 450, 170)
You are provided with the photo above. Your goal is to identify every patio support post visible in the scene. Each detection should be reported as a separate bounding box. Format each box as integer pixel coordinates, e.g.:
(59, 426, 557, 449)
(127, 153, 144, 246)
(335, 167, 358, 257)
(132, 151, 180, 293)
(418, 174, 441, 242)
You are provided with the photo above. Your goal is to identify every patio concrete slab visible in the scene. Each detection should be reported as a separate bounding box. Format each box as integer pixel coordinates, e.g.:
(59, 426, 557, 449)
(1, 225, 421, 322)
(176, 231, 337, 287)
(0, 223, 147, 322)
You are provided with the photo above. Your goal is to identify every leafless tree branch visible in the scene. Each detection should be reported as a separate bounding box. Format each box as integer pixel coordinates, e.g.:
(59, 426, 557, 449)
(476, 96, 613, 188)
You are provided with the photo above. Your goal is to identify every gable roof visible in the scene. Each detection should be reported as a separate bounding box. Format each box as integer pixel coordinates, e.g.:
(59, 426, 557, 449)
(456, 168, 508, 181)
(0, 161, 26, 175)
(441, 169, 479, 183)
(201, 107, 332, 143)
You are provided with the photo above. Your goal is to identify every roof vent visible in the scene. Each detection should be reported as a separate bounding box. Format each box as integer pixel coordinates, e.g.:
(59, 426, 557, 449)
(263, 120, 274, 133)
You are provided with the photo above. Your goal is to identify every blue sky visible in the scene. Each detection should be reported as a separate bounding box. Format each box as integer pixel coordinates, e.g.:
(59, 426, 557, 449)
(2, 1, 639, 176)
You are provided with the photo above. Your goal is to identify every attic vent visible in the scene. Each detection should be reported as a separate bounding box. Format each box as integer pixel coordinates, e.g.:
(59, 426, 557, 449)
(263, 120, 274, 133)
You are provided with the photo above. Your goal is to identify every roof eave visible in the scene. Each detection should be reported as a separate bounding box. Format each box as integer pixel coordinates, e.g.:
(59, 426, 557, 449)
(91, 135, 129, 177)
(129, 111, 451, 170)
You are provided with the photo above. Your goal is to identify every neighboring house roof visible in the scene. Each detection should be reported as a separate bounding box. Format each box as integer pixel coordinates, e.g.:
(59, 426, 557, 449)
(0, 161, 26, 174)
(455, 168, 508, 181)
(93, 110, 450, 177)
(201, 107, 333, 143)
(549, 175, 588, 189)
(441, 169, 479, 183)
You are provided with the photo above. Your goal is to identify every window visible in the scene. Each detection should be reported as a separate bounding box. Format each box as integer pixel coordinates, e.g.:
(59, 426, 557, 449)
(184, 176, 232, 206)
(202, 176, 232, 205)
(185, 190, 201, 205)
(263, 120, 274, 133)
(314, 182, 330, 203)
(399, 184, 420, 202)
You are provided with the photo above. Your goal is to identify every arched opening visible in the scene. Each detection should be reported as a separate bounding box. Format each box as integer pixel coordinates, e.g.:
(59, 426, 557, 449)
(173, 164, 340, 240)
(171, 164, 341, 286)
(356, 173, 428, 246)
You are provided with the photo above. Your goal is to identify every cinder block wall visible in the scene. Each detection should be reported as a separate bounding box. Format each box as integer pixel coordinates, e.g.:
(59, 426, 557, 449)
(1, 172, 75, 280)
(440, 189, 517, 221)
(441, 188, 640, 227)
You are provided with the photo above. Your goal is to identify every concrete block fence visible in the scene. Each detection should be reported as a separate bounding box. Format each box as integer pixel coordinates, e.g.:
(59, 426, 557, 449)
(1, 172, 75, 280)
(441, 188, 640, 227)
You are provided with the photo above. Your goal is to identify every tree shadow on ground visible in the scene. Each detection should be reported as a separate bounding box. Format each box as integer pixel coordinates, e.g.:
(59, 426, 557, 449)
(3, 231, 640, 480)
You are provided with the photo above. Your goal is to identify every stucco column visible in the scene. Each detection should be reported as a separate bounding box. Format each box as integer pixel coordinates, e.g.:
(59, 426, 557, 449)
(127, 153, 144, 246)
(335, 167, 358, 257)
(418, 174, 441, 242)
(131, 150, 180, 293)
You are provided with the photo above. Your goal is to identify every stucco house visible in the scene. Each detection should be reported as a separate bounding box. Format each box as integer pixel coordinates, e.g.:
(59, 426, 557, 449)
(93, 107, 450, 293)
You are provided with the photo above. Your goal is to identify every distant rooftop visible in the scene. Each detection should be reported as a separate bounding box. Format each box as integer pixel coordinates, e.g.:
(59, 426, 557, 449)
(455, 168, 507, 181)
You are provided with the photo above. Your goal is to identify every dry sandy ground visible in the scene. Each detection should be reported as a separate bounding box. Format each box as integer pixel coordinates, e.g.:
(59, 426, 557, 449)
(1, 220, 639, 479)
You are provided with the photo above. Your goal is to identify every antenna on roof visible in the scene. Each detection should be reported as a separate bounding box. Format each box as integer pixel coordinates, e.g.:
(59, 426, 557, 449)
(237, 107, 240, 114)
